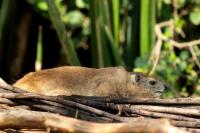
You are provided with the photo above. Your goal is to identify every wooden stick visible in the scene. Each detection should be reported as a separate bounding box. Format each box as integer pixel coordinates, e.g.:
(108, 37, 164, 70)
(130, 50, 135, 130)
(0, 109, 187, 133)
(0, 98, 15, 105)
(0, 87, 116, 122)
(125, 108, 200, 122)
(64, 97, 200, 122)
(170, 120, 200, 128)
(121, 117, 200, 128)
(64, 95, 200, 106)
(130, 105, 200, 117)
(103, 97, 200, 105)
(56, 97, 200, 119)
(0, 93, 123, 122)
(18, 100, 112, 122)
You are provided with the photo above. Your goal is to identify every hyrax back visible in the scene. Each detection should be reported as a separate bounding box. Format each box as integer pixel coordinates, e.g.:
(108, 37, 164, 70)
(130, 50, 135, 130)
(13, 66, 167, 98)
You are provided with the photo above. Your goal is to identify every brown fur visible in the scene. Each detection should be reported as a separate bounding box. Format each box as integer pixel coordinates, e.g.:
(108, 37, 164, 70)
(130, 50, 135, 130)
(13, 66, 167, 98)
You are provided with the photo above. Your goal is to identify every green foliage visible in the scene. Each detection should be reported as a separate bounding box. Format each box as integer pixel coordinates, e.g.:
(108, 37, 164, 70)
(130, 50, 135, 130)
(0, 0, 199, 97)
(133, 0, 200, 97)
(135, 45, 199, 97)
(46, 0, 80, 65)
(90, 0, 122, 67)
(189, 9, 200, 25)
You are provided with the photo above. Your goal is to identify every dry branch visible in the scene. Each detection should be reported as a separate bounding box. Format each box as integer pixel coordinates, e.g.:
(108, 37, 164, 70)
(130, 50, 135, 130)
(150, 20, 200, 74)
(102, 97, 200, 105)
(126, 108, 200, 122)
(155, 20, 200, 48)
(130, 105, 200, 117)
(59, 97, 200, 122)
(0, 109, 187, 133)
(0, 93, 123, 122)
(120, 117, 200, 128)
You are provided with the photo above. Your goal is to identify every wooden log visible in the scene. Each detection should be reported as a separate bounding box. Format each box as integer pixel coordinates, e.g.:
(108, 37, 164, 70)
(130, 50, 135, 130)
(0, 109, 187, 133)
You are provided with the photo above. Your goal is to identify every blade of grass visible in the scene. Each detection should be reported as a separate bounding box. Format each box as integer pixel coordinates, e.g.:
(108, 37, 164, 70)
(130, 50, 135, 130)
(0, 0, 17, 81)
(124, 0, 140, 69)
(0, 0, 12, 65)
(111, 0, 119, 49)
(101, 0, 122, 66)
(90, 0, 104, 67)
(46, 0, 80, 65)
(90, 0, 122, 67)
(140, 0, 155, 57)
(35, 26, 43, 71)
(102, 24, 122, 65)
(0, 0, 11, 39)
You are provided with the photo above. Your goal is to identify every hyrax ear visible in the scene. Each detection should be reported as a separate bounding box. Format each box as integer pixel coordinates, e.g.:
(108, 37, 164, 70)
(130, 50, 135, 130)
(131, 73, 140, 84)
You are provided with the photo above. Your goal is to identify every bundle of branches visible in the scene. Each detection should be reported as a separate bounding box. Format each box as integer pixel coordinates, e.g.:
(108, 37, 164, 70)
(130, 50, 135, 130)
(0, 79, 198, 133)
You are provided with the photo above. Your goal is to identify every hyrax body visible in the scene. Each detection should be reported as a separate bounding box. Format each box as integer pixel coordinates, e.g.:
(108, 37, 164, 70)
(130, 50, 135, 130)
(13, 66, 167, 98)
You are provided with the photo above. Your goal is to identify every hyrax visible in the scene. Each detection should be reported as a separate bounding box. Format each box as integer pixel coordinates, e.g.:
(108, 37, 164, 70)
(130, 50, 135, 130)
(13, 66, 168, 98)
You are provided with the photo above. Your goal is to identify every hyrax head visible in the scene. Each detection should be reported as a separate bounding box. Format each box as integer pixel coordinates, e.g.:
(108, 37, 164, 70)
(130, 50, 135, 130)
(127, 72, 168, 98)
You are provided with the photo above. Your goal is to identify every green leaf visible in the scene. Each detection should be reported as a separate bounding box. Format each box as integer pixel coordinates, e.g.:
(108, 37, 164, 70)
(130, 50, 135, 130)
(189, 9, 200, 25)
(163, 0, 186, 9)
(76, 0, 87, 8)
(37, 1, 48, 11)
(169, 52, 176, 62)
(174, 17, 185, 35)
(175, 0, 186, 9)
(62, 10, 85, 27)
(163, 0, 171, 4)
(134, 56, 150, 72)
(180, 51, 190, 60)
(178, 61, 187, 71)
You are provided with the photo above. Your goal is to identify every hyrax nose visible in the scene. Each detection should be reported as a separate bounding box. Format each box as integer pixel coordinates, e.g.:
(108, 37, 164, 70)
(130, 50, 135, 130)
(164, 83, 170, 91)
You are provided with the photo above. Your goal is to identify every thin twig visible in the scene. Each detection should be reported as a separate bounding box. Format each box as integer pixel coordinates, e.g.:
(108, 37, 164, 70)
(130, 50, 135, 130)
(170, 39, 200, 49)
(151, 20, 200, 74)
(149, 38, 162, 75)
(189, 46, 200, 69)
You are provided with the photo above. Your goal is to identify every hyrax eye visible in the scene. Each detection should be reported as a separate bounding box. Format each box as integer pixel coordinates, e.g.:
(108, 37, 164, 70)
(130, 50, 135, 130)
(149, 80, 156, 85)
